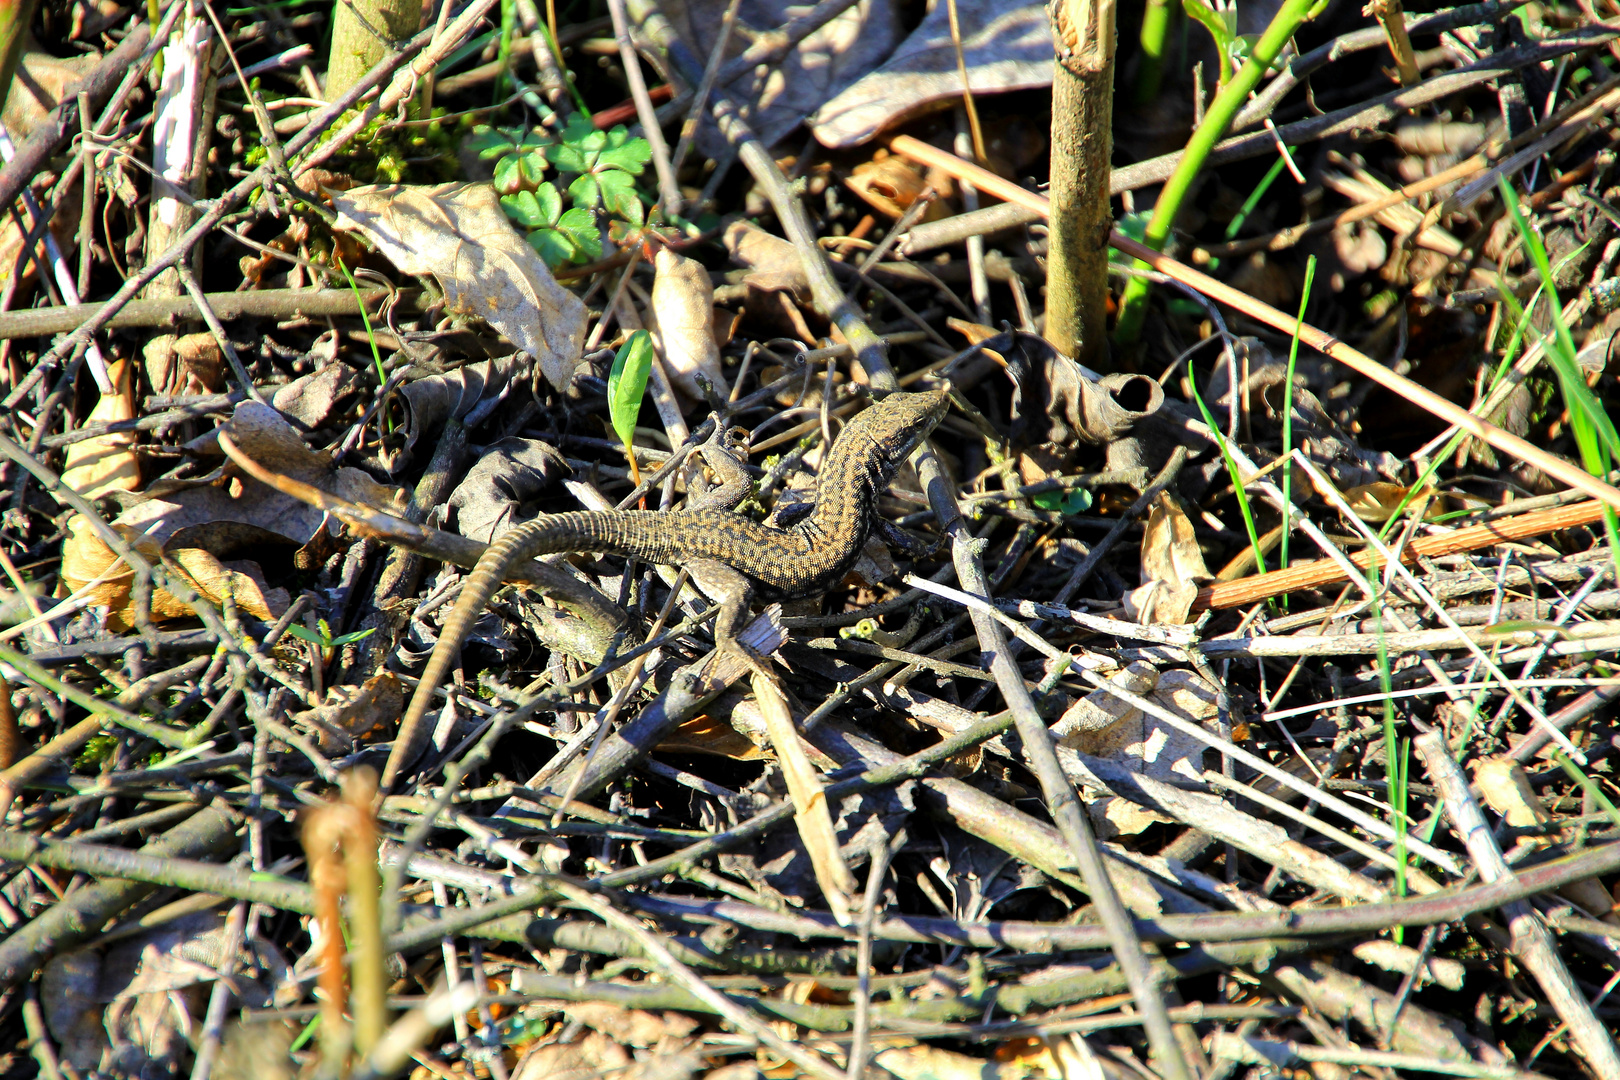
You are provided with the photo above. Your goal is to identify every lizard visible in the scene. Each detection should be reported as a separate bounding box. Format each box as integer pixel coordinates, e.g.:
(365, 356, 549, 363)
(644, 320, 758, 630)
(381, 385, 952, 790)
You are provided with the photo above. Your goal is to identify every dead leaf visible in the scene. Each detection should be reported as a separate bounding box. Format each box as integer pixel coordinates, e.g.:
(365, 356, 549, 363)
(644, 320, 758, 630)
(512, 1030, 631, 1080)
(172, 333, 226, 397)
(1050, 663, 1208, 838)
(1123, 493, 1209, 625)
(1474, 756, 1551, 828)
(1141, 493, 1210, 586)
(649, 247, 725, 401)
(1049, 661, 1157, 748)
(59, 517, 290, 627)
(844, 153, 950, 219)
(272, 359, 362, 429)
(946, 317, 1003, 346)
(399, 352, 531, 457)
(331, 182, 587, 390)
(724, 220, 809, 298)
(43, 911, 286, 1076)
(661, 0, 901, 156)
(1333, 218, 1388, 275)
(813, 1, 1052, 149)
(115, 401, 405, 554)
(3, 49, 98, 141)
(1341, 481, 1435, 522)
(561, 1003, 698, 1047)
(290, 671, 403, 750)
(874, 1038, 1103, 1080)
(447, 437, 571, 544)
(62, 358, 139, 500)
(752, 668, 858, 924)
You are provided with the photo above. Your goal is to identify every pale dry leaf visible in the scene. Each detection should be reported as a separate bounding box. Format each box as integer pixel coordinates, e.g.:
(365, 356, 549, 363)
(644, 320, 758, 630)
(649, 247, 724, 400)
(512, 1031, 631, 1080)
(1090, 796, 1171, 838)
(1473, 756, 1551, 828)
(172, 332, 225, 397)
(3, 49, 98, 140)
(814, 0, 1051, 148)
(661, 0, 902, 155)
(752, 667, 858, 924)
(1123, 493, 1209, 625)
(873, 1039, 1103, 1080)
(562, 1003, 699, 1047)
(1140, 492, 1210, 586)
(723, 220, 808, 298)
(1059, 666, 1208, 838)
(1049, 661, 1157, 747)
(62, 358, 139, 500)
(1332, 218, 1388, 275)
(331, 182, 587, 390)
(1122, 579, 1199, 626)
(1342, 481, 1433, 523)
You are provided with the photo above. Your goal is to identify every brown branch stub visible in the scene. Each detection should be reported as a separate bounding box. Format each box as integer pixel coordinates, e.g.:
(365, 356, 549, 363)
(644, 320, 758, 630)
(1194, 500, 1611, 612)
(300, 766, 388, 1071)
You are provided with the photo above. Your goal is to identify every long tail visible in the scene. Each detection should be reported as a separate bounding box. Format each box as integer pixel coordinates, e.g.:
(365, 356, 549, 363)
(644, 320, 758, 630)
(381, 522, 555, 790)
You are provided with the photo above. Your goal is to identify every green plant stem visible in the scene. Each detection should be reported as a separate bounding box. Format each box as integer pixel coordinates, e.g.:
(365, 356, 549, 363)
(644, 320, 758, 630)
(1114, 0, 1321, 344)
(1280, 255, 1316, 580)
(0, 0, 40, 116)
(1496, 176, 1620, 582)
(1132, 0, 1173, 107)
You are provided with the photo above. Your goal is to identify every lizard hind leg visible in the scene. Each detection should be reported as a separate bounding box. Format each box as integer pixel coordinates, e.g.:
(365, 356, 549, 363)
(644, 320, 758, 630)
(685, 558, 764, 663)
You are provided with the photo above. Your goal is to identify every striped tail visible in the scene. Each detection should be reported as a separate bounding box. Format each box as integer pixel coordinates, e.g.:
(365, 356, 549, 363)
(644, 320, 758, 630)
(381, 522, 557, 790)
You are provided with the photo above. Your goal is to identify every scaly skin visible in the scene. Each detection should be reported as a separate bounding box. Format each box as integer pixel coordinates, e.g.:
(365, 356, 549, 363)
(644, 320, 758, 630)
(382, 387, 950, 789)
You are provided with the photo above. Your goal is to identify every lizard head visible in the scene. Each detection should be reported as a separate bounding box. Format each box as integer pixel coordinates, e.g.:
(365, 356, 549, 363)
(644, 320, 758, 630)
(846, 386, 951, 490)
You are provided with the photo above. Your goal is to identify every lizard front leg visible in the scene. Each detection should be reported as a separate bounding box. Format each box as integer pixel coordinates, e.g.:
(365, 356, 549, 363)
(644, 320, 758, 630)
(687, 422, 754, 513)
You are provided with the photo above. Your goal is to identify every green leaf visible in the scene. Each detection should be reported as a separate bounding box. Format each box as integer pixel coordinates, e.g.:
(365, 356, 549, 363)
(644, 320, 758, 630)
(518, 150, 548, 188)
(597, 171, 643, 226)
(493, 154, 526, 195)
(534, 181, 563, 225)
(547, 142, 588, 174)
(608, 330, 655, 449)
(1181, 0, 1233, 49)
(329, 627, 377, 647)
(569, 172, 601, 209)
(500, 190, 548, 229)
(1031, 488, 1092, 515)
(467, 126, 518, 160)
(599, 137, 651, 175)
(526, 228, 580, 268)
(557, 206, 602, 260)
(283, 624, 326, 645)
(1109, 211, 1151, 263)
(559, 112, 598, 146)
